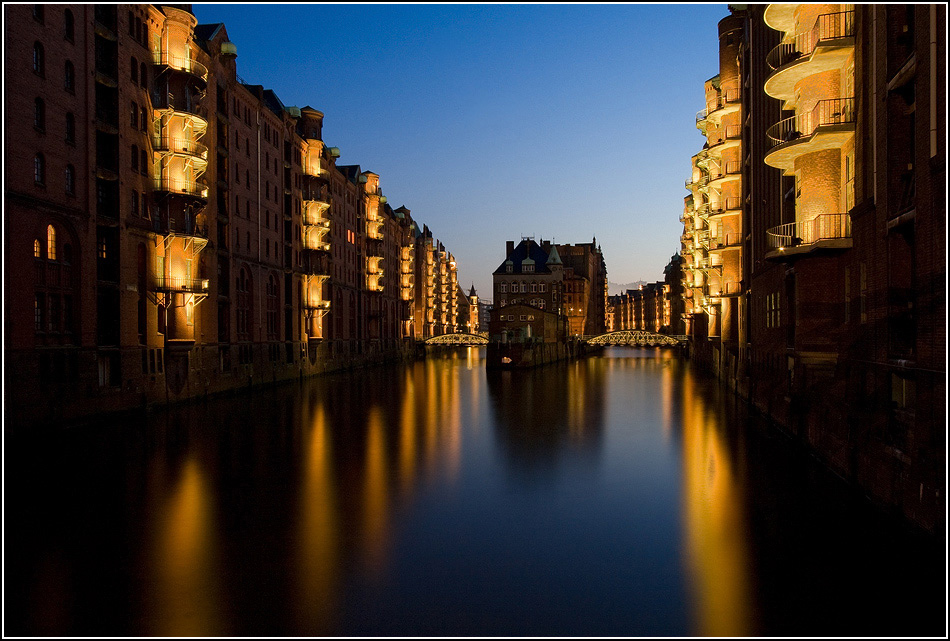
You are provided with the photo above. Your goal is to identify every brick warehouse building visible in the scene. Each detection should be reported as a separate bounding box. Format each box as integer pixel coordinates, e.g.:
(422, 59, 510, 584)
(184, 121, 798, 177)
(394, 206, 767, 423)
(5, 4, 468, 428)
(679, 4, 945, 532)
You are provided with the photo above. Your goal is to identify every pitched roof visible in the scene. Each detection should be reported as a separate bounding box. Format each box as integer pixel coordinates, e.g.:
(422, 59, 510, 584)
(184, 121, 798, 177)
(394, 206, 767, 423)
(492, 239, 554, 275)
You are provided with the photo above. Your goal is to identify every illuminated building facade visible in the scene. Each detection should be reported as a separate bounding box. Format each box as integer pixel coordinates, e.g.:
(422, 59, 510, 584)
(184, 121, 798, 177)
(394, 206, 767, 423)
(685, 11, 746, 381)
(678, 4, 945, 531)
(555, 240, 609, 336)
(5, 4, 468, 426)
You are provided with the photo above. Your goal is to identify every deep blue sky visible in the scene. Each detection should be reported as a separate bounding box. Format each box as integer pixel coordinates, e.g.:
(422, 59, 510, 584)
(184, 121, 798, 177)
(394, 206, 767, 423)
(192, 3, 729, 299)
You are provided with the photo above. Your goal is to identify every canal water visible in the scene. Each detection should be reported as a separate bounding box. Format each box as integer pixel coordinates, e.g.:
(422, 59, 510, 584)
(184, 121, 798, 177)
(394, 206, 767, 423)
(5, 347, 944, 637)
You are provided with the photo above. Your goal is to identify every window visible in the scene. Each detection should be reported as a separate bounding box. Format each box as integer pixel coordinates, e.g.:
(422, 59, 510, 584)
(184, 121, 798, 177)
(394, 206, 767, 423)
(131, 56, 138, 83)
(65, 165, 75, 195)
(266, 275, 279, 339)
(131, 101, 138, 128)
(140, 107, 147, 131)
(47, 225, 56, 260)
(520, 315, 527, 321)
(34, 97, 45, 131)
(64, 9, 74, 42)
(131, 189, 138, 215)
(141, 149, 147, 175)
(131, 144, 139, 171)
(128, 11, 135, 37)
(64, 60, 75, 92)
(530, 283, 537, 293)
(34, 154, 46, 185)
(65, 112, 75, 144)
(33, 5, 44, 24)
(500, 283, 507, 293)
(33, 42, 45, 76)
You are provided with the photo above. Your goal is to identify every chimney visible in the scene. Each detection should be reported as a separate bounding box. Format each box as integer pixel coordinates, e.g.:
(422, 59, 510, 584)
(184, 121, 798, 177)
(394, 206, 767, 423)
(542, 240, 551, 252)
(506, 240, 514, 256)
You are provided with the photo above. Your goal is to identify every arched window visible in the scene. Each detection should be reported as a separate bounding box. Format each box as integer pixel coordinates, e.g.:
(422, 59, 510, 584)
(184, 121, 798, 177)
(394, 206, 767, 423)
(34, 97, 45, 131)
(47, 225, 56, 260)
(34, 239, 42, 258)
(34, 153, 46, 185)
(65, 112, 75, 144)
(65, 164, 75, 195)
(64, 60, 75, 92)
(64, 9, 74, 42)
(33, 42, 45, 76)
(33, 5, 44, 23)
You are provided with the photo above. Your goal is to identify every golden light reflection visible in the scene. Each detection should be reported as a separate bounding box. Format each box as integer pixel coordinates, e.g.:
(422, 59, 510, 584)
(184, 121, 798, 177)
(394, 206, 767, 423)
(296, 401, 340, 632)
(361, 407, 390, 575)
(679, 373, 753, 637)
(150, 457, 223, 637)
(399, 370, 418, 497)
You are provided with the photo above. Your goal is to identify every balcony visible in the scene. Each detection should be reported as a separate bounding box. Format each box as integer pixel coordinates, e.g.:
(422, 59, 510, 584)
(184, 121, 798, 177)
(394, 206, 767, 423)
(708, 160, 742, 188)
(153, 177, 209, 200)
(707, 124, 741, 155)
(303, 299, 331, 311)
(763, 3, 799, 33)
(709, 196, 742, 218)
(710, 232, 742, 251)
(152, 136, 209, 160)
(706, 88, 741, 125)
(152, 52, 209, 85)
(765, 98, 855, 173)
(154, 275, 209, 292)
(766, 213, 852, 259)
(764, 11, 855, 103)
(152, 215, 209, 239)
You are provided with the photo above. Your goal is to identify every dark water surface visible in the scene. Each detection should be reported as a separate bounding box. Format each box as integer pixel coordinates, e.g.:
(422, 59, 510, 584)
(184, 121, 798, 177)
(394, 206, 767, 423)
(4, 347, 944, 636)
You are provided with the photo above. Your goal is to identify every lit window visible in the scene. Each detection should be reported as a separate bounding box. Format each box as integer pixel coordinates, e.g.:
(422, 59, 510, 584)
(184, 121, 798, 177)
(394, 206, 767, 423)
(47, 225, 56, 260)
(34, 239, 42, 258)
(65, 165, 75, 195)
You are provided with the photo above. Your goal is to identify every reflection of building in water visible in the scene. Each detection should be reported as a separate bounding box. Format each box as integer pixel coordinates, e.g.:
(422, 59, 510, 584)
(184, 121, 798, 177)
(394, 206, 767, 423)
(676, 368, 753, 637)
(486, 359, 606, 470)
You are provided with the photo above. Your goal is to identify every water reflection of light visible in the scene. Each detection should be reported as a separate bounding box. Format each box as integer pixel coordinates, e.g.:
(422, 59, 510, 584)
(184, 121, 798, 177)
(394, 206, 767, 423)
(399, 369, 417, 497)
(152, 457, 222, 636)
(297, 402, 340, 631)
(679, 372, 752, 637)
(362, 406, 390, 575)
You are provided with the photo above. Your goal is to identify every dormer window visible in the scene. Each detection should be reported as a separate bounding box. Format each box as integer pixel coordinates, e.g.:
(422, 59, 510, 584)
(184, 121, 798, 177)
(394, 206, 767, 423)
(524, 264, 534, 273)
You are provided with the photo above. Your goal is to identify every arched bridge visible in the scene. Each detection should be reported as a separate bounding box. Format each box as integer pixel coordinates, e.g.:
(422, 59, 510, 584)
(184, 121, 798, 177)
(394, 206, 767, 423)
(424, 333, 489, 346)
(583, 331, 687, 347)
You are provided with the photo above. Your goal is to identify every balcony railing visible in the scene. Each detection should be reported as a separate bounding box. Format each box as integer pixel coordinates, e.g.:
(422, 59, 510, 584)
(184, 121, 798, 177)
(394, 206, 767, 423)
(153, 216, 208, 238)
(152, 52, 209, 83)
(767, 10, 855, 71)
(154, 275, 209, 292)
(767, 98, 855, 148)
(303, 299, 331, 310)
(708, 161, 742, 183)
(711, 232, 742, 250)
(707, 88, 741, 116)
(153, 177, 209, 199)
(766, 213, 852, 249)
(152, 137, 209, 159)
(709, 124, 741, 147)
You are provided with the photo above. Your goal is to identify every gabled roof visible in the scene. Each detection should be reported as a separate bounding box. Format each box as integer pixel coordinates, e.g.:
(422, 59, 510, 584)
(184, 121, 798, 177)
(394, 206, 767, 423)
(493, 239, 554, 276)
